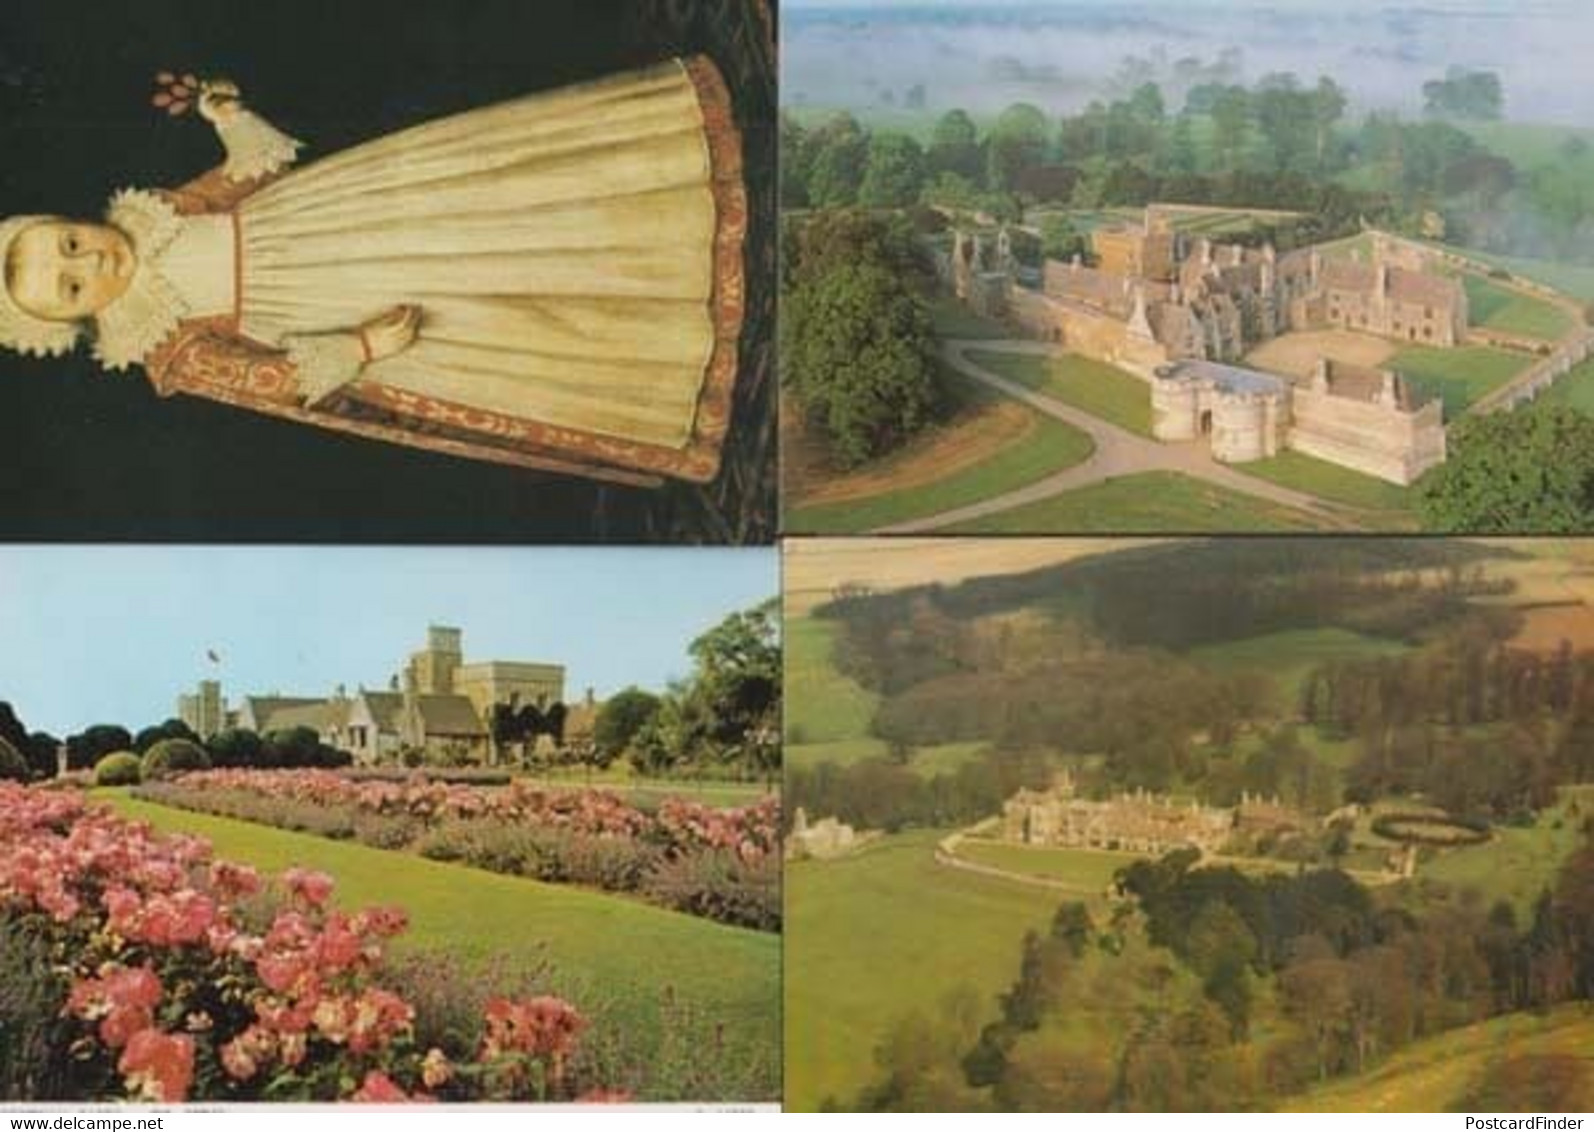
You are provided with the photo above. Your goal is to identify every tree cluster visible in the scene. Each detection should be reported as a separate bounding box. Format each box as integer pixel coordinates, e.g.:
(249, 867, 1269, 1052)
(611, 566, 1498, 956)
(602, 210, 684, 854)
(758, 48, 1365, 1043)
(1419, 406, 1594, 534)
(1302, 635, 1594, 818)
(780, 210, 941, 466)
(588, 599, 782, 784)
(851, 828, 1594, 1110)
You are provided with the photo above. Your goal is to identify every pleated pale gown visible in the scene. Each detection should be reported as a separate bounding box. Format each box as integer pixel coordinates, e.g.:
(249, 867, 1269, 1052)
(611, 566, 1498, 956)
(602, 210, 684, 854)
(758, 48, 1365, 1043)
(232, 58, 742, 461)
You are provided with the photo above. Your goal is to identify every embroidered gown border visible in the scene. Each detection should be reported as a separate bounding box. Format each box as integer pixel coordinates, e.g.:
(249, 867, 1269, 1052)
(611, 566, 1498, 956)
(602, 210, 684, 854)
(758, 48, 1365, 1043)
(147, 55, 748, 488)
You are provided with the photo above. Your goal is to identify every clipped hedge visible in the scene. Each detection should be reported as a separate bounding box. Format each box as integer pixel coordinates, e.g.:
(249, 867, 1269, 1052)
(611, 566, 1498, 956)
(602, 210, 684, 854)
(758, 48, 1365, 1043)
(0, 739, 28, 783)
(1372, 811, 1491, 846)
(140, 738, 211, 781)
(92, 751, 142, 787)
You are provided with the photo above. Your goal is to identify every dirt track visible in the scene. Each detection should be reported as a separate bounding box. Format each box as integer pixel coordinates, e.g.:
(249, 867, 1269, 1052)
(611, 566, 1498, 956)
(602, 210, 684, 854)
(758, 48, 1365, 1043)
(874, 340, 1358, 534)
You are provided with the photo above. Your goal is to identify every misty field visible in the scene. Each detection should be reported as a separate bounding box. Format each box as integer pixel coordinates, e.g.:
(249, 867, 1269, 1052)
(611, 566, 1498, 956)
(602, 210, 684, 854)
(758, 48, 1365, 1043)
(785, 614, 991, 778)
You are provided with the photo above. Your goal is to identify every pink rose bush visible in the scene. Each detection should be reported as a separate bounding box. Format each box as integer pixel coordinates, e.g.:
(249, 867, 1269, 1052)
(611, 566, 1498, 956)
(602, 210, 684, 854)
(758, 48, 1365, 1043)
(135, 771, 781, 930)
(0, 782, 595, 1103)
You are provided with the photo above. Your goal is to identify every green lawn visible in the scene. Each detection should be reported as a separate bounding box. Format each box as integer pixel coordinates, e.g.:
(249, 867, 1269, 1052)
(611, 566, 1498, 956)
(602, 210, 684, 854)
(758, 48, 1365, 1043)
(513, 771, 771, 807)
(944, 471, 1326, 534)
(906, 742, 990, 777)
(1419, 786, 1594, 921)
(967, 349, 1154, 436)
(786, 736, 889, 770)
(926, 296, 1011, 340)
(1287, 1004, 1594, 1112)
(955, 840, 1133, 895)
(1388, 344, 1530, 416)
(788, 738, 991, 777)
(1232, 450, 1415, 517)
(785, 830, 1059, 1111)
(1188, 627, 1411, 706)
(101, 794, 780, 1100)
(786, 370, 1095, 535)
(1441, 246, 1594, 304)
(1461, 273, 1572, 340)
(786, 617, 990, 776)
(1533, 356, 1594, 413)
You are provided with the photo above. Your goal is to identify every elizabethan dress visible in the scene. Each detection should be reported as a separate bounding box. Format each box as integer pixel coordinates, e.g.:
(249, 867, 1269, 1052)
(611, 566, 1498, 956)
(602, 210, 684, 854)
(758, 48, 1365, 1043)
(55, 59, 747, 485)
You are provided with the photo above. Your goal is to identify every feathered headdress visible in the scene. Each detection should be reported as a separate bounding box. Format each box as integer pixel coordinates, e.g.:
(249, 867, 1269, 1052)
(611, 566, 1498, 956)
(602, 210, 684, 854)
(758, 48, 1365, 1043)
(0, 215, 83, 359)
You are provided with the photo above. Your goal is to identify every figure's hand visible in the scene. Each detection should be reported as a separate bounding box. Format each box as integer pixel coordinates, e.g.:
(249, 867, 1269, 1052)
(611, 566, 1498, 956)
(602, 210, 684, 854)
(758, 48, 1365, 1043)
(198, 78, 243, 123)
(359, 305, 422, 362)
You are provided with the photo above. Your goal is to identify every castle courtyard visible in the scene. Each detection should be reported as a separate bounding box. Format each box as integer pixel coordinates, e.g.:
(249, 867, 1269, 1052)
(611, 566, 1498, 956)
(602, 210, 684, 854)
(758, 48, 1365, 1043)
(1243, 329, 1401, 382)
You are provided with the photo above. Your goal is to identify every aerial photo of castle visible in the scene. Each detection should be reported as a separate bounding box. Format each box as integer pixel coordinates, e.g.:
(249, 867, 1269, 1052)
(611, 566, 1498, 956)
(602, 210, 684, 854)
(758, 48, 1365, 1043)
(780, 0, 1594, 536)
(946, 211, 1590, 485)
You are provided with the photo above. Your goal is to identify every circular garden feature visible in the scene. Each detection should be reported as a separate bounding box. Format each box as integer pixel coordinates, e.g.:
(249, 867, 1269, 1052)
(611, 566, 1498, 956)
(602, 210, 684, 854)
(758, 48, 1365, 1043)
(1372, 811, 1491, 846)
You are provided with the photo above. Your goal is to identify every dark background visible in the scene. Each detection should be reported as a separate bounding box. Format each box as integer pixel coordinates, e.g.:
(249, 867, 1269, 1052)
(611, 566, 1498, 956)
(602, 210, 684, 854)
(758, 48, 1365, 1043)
(0, 0, 776, 543)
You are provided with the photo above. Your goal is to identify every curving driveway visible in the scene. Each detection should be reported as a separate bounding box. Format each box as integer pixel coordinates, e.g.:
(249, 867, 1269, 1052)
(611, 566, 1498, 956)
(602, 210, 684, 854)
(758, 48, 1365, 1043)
(876, 340, 1363, 534)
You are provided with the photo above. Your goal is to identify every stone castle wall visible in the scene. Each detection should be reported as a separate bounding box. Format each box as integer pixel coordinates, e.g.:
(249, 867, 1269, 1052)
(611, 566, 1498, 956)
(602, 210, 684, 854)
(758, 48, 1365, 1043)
(1289, 386, 1446, 484)
(1009, 289, 1169, 375)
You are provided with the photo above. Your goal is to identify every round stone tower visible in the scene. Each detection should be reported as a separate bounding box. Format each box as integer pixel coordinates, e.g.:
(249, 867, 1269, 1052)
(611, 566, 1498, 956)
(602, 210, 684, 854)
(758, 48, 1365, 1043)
(1151, 377, 1200, 441)
(1209, 392, 1271, 463)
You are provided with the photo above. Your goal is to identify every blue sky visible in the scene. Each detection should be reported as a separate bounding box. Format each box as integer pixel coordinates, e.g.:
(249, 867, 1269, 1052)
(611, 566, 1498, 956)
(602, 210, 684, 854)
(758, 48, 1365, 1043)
(0, 547, 777, 736)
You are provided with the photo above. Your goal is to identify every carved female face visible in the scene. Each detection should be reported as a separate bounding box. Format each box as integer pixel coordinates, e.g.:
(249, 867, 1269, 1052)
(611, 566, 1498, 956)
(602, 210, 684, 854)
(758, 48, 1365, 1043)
(5, 221, 136, 322)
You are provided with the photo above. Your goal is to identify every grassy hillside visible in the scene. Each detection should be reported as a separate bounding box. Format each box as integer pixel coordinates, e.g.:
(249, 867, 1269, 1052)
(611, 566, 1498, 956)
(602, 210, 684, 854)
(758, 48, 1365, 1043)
(1461, 274, 1573, 341)
(786, 615, 880, 748)
(785, 614, 991, 775)
(1286, 1004, 1594, 1112)
(104, 794, 781, 1100)
(954, 840, 1133, 895)
(1443, 247, 1594, 304)
(785, 830, 1060, 1111)
(1187, 627, 1411, 705)
(1417, 785, 1594, 920)
(945, 472, 1327, 533)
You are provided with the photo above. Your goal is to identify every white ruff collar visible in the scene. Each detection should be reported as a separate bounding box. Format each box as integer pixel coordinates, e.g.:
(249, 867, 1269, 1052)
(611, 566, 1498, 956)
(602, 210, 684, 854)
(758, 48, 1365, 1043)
(92, 189, 188, 371)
